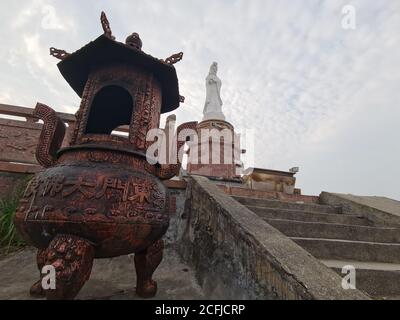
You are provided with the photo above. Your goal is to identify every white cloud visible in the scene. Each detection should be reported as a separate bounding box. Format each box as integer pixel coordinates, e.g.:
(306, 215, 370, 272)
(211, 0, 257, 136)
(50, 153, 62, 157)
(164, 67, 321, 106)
(12, 0, 74, 31)
(41, 5, 67, 30)
(0, 0, 399, 199)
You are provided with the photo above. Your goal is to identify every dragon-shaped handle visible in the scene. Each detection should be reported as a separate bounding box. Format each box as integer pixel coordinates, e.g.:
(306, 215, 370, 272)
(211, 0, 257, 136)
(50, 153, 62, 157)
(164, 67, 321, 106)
(154, 121, 198, 180)
(33, 103, 66, 168)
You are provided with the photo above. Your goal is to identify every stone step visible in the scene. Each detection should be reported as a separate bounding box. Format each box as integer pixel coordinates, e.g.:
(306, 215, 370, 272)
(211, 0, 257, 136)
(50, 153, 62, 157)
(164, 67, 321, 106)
(248, 206, 374, 226)
(321, 259, 400, 298)
(233, 196, 341, 214)
(292, 237, 400, 264)
(265, 218, 400, 243)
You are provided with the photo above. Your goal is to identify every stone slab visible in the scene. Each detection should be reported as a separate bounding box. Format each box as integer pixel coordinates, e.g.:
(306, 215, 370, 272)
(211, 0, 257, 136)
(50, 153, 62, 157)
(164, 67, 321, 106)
(266, 218, 400, 243)
(292, 237, 400, 264)
(249, 206, 373, 226)
(233, 196, 340, 214)
(320, 192, 400, 226)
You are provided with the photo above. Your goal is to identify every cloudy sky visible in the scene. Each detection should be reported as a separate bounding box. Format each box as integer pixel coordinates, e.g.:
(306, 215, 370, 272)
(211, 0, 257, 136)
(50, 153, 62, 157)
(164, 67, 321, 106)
(0, 0, 399, 200)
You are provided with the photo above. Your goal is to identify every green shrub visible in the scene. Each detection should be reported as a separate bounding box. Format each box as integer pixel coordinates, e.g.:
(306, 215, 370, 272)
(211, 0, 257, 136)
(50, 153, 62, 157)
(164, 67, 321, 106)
(0, 177, 30, 252)
(0, 197, 24, 249)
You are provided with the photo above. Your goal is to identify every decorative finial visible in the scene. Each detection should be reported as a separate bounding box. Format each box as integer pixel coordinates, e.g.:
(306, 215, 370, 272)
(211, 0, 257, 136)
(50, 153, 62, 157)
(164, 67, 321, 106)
(49, 47, 70, 60)
(125, 33, 143, 50)
(163, 52, 183, 65)
(101, 11, 115, 40)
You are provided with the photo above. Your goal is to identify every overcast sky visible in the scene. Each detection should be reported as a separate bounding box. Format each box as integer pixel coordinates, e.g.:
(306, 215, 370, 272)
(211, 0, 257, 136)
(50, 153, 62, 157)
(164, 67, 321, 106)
(0, 0, 399, 200)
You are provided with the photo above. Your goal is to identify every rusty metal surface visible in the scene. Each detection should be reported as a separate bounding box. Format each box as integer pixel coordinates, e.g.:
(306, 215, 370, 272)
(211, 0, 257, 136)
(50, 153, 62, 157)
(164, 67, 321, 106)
(13, 11, 189, 300)
(163, 52, 183, 65)
(15, 159, 169, 257)
(125, 32, 142, 50)
(100, 11, 115, 41)
(49, 47, 70, 60)
(33, 103, 66, 168)
(56, 35, 181, 114)
(156, 121, 198, 180)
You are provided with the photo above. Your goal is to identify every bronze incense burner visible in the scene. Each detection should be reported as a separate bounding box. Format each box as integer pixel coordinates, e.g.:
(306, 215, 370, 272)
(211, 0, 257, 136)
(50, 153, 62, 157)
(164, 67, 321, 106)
(14, 12, 196, 300)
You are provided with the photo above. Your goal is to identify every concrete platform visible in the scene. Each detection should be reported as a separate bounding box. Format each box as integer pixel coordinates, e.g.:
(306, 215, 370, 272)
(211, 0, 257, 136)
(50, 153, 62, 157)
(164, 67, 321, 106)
(0, 246, 205, 300)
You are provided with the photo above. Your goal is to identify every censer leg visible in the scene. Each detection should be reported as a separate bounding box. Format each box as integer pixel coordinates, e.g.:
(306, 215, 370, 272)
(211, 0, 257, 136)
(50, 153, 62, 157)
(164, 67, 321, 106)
(43, 234, 95, 300)
(134, 239, 164, 298)
(29, 248, 48, 297)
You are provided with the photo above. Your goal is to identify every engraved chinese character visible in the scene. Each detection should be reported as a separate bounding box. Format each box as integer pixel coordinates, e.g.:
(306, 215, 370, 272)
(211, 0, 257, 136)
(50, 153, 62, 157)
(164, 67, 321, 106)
(62, 176, 96, 198)
(42, 175, 64, 197)
(129, 181, 152, 203)
(116, 179, 130, 202)
(23, 177, 41, 198)
(95, 177, 117, 199)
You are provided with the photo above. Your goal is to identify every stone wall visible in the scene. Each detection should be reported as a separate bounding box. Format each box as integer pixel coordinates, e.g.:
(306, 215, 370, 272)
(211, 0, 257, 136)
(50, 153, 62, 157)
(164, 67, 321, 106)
(164, 185, 187, 245)
(178, 175, 368, 300)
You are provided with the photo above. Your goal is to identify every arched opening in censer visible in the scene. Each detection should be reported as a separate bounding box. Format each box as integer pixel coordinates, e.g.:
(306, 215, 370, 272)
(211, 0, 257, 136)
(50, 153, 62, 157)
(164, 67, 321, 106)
(85, 85, 133, 135)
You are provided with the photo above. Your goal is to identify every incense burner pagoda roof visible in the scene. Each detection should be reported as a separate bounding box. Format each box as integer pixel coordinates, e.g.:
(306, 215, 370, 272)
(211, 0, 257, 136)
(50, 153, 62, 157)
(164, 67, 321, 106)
(57, 35, 180, 113)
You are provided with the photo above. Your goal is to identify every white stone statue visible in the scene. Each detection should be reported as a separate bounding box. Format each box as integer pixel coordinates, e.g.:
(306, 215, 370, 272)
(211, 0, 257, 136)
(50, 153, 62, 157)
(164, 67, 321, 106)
(203, 62, 225, 121)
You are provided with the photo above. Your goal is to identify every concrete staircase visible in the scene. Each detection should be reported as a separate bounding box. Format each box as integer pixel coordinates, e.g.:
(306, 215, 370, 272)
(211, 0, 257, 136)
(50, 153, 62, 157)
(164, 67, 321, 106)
(233, 196, 400, 299)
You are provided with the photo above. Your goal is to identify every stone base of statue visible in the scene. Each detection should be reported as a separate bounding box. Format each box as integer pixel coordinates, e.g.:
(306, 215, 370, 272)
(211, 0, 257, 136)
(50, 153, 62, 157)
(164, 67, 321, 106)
(186, 119, 242, 180)
(202, 111, 225, 121)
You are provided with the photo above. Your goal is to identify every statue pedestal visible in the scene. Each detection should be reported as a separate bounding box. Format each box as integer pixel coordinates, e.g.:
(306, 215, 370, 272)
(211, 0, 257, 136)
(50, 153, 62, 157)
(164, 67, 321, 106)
(186, 119, 242, 179)
(202, 111, 225, 121)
